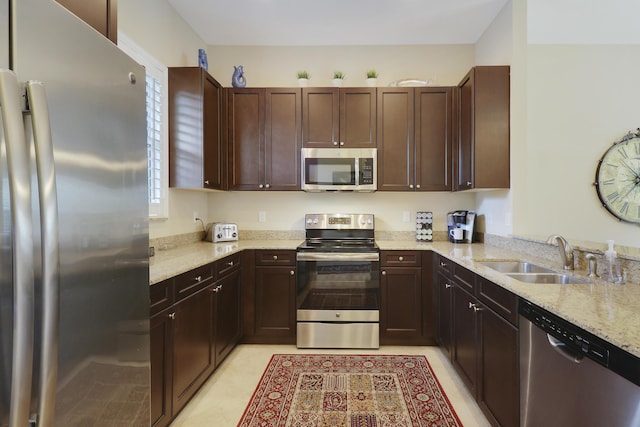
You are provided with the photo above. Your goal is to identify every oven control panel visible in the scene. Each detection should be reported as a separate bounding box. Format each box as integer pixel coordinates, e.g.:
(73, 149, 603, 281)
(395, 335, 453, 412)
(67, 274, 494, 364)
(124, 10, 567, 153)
(305, 213, 374, 230)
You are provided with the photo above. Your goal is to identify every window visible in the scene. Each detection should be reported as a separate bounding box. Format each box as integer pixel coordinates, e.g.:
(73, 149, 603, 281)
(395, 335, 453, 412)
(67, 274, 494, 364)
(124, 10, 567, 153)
(118, 33, 169, 219)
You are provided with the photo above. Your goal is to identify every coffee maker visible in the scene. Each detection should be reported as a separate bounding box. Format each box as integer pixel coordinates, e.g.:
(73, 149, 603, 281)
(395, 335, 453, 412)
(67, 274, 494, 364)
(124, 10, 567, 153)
(447, 210, 476, 243)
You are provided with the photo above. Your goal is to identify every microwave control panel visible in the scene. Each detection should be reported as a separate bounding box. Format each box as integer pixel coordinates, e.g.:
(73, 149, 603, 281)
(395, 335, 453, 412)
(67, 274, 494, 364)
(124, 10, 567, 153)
(359, 158, 374, 184)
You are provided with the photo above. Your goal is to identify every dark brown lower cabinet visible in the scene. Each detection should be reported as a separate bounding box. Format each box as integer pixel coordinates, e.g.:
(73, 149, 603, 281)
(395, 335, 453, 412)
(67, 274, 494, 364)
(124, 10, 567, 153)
(171, 286, 214, 415)
(254, 264, 296, 342)
(434, 254, 519, 427)
(150, 255, 241, 426)
(380, 251, 435, 345)
(150, 307, 173, 427)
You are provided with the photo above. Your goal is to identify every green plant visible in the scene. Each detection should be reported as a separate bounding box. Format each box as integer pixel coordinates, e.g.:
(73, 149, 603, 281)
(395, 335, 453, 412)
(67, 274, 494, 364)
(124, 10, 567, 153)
(366, 69, 378, 79)
(297, 70, 310, 79)
(333, 71, 345, 79)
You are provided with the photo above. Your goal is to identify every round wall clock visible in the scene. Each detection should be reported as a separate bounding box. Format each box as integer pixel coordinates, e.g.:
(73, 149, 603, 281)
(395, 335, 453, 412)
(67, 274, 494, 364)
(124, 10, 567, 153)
(594, 129, 640, 223)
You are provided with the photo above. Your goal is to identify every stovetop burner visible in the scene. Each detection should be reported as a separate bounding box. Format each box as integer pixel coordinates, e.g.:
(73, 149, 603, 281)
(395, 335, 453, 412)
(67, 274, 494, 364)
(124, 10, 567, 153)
(297, 214, 377, 253)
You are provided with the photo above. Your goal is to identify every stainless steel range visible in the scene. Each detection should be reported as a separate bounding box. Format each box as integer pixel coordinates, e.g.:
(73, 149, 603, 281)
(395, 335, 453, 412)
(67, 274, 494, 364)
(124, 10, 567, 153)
(296, 213, 380, 349)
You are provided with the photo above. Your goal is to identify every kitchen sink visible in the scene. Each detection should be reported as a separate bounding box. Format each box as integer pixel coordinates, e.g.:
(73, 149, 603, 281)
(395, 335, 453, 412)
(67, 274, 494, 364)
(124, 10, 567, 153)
(477, 260, 555, 274)
(505, 273, 592, 285)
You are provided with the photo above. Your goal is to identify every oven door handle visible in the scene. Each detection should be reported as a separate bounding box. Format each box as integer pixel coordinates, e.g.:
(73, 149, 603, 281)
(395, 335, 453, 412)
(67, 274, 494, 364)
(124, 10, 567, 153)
(296, 252, 380, 262)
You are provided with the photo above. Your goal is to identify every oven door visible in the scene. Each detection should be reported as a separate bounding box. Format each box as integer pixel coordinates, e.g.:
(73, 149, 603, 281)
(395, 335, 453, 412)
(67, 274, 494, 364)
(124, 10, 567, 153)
(296, 252, 379, 321)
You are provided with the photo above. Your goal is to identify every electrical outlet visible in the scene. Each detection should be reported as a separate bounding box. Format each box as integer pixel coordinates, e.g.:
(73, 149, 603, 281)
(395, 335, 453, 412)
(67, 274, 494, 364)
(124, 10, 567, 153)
(402, 211, 410, 222)
(193, 211, 199, 224)
(258, 211, 267, 223)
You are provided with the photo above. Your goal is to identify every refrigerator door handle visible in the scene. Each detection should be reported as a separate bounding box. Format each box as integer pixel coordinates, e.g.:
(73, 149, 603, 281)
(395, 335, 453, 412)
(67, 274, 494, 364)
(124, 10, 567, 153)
(0, 69, 36, 427)
(26, 80, 60, 427)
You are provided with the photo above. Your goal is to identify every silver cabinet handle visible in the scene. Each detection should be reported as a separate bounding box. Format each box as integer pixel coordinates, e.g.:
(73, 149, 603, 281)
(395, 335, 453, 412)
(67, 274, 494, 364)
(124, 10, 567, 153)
(194, 275, 202, 282)
(204, 180, 209, 185)
(416, 184, 421, 189)
(265, 183, 270, 189)
(445, 283, 452, 289)
(440, 261, 447, 268)
(409, 184, 414, 189)
(466, 181, 472, 186)
(213, 284, 223, 293)
(258, 184, 264, 189)
(290, 270, 295, 276)
(273, 255, 278, 260)
(469, 302, 483, 312)
(0, 70, 35, 427)
(339, 141, 344, 146)
(27, 80, 61, 427)
(382, 271, 387, 276)
(398, 256, 404, 261)
(333, 141, 338, 146)
(227, 261, 234, 266)
(168, 312, 176, 320)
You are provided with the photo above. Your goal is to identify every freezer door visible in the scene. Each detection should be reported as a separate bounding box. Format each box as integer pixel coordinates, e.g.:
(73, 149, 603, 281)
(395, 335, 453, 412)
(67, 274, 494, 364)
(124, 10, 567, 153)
(4, 0, 150, 425)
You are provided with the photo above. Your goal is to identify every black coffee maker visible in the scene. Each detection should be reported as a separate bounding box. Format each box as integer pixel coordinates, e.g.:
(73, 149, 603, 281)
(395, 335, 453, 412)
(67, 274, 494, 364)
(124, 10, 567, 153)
(447, 210, 476, 243)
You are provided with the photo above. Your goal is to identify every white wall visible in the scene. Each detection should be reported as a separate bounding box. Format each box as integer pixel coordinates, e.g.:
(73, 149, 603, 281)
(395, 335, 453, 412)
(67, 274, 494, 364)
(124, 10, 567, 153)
(516, 1, 640, 247)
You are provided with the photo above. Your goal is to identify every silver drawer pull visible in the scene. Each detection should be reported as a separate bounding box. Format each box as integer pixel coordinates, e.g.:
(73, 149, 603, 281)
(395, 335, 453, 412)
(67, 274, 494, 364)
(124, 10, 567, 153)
(290, 270, 294, 276)
(440, 261, 447, 267)
(168, 312, 176, 320)
(273, 255, 278, 260)
(227, 261, 234, 266)
(445, 283, 452, 289)
(194, 275, 202, 282)
(382, 271, 386, 276)
(398, 256, 404, 261)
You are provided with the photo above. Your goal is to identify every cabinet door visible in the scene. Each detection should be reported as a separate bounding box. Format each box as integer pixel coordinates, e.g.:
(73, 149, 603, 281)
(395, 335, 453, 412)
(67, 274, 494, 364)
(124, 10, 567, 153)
(457, 71, 474, 190)
(56, 0, 117, 43)
(377, 88, 414, 191)
(380, 266, 424, 344)
(213, 269, 241, 367)
(415, 87, 454, 191)
(478, 307, 519, 427)
(203, 74, 224, 189)
(452, 285, 478, 397)
(150, 310, 173, 427)
(340, 88, 376, 148)
(302, 88, 339, 148)
(228, 88, 266, 190)
(265, 88, 302, 190)
(172, 288, 214, 414)
(255, 266, 296, 343)
(435, 271, 453, 358)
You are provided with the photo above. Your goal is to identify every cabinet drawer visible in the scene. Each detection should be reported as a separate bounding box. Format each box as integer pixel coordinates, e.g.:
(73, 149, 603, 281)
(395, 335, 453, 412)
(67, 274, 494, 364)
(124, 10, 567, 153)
(216, 252, 241, 278)
(381, 251, 421, 267)
(452, 263, 474, 293)
(175, 263, 215, 301)
(255, 250, 296, 266)
(476, 276, 518, 325)
(150, 278, 174, 316)
(435, 254, 452, 275)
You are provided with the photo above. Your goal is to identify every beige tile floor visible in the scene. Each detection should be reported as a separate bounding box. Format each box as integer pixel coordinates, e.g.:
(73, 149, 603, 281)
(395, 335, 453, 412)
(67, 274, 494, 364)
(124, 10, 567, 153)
(170, 344, 491, 426)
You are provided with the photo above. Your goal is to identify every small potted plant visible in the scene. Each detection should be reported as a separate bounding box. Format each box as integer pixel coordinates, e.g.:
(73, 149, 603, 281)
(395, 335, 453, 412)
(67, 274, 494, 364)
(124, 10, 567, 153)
(297, 70, 310, 87)
(332, 71, 345, 87)
(365, 69, 378, 87)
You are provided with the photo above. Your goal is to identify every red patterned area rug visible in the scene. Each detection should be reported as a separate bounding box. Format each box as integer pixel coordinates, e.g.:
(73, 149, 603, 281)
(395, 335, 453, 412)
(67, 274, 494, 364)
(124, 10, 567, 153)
(237, 354, 463, 427)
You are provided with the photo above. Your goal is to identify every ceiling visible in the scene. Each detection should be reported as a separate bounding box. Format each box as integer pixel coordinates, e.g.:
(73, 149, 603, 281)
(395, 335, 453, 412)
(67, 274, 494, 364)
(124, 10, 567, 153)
(167, 0, 510, 46)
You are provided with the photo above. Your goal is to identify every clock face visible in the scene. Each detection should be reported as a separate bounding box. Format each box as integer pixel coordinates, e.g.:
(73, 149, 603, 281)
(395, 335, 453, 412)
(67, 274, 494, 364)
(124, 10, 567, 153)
(594, 133, 640, 223)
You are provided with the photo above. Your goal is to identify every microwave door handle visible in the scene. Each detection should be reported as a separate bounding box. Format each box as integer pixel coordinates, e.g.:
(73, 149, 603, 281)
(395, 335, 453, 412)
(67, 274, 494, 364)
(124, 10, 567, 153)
(0, 70, 36, 427)
(26, 80, 61, 427)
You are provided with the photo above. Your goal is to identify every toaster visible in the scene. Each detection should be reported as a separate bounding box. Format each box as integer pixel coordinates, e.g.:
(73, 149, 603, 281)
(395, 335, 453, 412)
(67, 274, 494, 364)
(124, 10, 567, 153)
(205, 222, 238, 243)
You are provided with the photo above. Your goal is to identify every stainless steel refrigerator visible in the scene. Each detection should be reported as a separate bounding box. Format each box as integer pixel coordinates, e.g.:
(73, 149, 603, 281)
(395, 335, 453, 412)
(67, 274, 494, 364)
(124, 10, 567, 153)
(0, 0, 150, 426)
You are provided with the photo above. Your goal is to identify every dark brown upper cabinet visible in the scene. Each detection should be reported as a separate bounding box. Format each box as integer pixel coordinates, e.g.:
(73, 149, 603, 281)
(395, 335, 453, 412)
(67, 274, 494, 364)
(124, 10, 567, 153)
(228, 88, 302, 191)
(377, 87, 454, 191)
(56, 0, 117, 43)
(456, 66, 510, 191)
(168, 67, 225, 190)
(302, 88, 376, 148)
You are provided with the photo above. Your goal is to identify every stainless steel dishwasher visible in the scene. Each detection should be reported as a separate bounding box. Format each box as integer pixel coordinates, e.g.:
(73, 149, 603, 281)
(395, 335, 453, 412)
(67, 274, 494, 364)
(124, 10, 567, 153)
(519, 300, 640, 427)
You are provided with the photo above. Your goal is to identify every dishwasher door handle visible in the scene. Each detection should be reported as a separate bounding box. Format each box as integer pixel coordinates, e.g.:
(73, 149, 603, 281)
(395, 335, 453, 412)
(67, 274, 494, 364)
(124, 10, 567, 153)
(547, 334, 584, 363)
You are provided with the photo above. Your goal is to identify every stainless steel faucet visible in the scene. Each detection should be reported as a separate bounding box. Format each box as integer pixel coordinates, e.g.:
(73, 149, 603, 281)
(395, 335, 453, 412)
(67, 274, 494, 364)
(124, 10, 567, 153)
(546, 235, 574, 270)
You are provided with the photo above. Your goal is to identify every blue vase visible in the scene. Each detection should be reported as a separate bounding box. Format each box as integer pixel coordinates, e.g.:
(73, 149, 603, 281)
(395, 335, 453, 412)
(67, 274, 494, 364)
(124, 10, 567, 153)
(198, 49, 208, 71)
(232, 65, 247, 88)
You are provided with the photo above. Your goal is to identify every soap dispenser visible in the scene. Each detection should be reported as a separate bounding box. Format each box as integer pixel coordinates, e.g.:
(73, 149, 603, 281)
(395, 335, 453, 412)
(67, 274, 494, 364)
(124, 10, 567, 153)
(605, 240, 622, 283)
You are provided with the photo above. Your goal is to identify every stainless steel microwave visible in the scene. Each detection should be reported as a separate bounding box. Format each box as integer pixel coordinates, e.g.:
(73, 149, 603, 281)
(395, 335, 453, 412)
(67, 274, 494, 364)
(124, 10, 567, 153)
(301, 147, 377, 192)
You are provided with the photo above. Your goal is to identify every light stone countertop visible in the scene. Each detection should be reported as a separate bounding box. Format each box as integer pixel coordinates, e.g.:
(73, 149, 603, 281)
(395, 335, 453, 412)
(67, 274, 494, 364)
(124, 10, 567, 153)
(149, 239, 640, 359)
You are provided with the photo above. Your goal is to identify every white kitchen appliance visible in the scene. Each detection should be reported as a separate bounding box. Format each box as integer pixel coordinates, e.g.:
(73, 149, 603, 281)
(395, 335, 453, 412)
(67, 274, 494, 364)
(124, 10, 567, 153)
(205, 222, 239, 242)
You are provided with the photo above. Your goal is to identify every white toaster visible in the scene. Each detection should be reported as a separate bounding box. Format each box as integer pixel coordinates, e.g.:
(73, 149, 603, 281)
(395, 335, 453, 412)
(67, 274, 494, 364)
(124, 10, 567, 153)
(205, 222, 238, 242)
